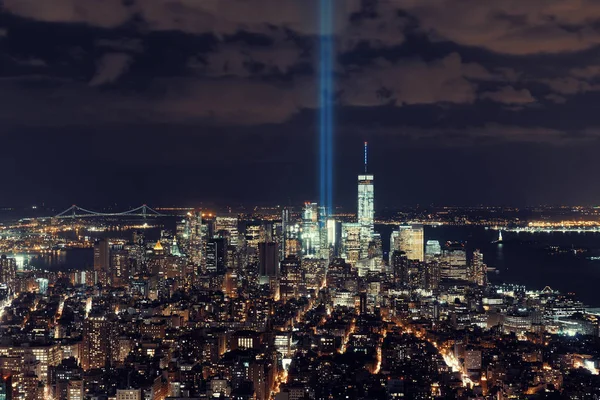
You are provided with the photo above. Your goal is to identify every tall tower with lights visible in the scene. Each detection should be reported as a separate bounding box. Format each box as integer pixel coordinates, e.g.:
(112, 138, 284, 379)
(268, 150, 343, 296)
(357, 142, 374, 258)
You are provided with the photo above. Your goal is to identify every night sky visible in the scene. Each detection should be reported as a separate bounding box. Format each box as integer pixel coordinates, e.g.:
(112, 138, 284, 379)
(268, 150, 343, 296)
(3, 0, 600, 209)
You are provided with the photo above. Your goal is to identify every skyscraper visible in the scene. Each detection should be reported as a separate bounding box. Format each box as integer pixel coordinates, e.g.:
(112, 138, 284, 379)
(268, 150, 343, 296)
(206, 238, 227, 274)
(186, 211, 203, 265)
(258, 242, 279, 279)
(470, 249, 487, 286)
(0, 255, 16, 291)
(216, 216, 239, 247)
(440, 242, 468, 281)
(82, 314, 114, 370)
(92, 239, 110, 286)
(393, 224, 424, 261)
(425, 240, 442, 261)
(357, 142, 374, 258)
(301, 203, 320, 258)
(279, 256, 304, 301)
(341, 222, 361, 264)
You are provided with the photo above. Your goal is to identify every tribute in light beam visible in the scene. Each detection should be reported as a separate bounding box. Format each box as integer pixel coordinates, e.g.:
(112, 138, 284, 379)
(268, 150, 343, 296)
(319, 0, 334, 217)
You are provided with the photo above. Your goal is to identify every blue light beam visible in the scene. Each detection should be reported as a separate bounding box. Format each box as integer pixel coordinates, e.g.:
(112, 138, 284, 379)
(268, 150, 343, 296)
(319, 0, 334, 217)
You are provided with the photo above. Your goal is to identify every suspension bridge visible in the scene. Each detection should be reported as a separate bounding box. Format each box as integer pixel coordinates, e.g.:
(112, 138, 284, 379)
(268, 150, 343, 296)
(54, 204, 165, 219)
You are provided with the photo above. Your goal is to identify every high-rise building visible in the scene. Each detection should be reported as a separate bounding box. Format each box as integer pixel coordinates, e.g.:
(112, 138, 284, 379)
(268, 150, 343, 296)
(279, 256, 305, 301)
(327, 218, 341, 257)
(357, 142, 374, 259)
(216, 216, 239, 247)
(92, 239, 110, 286)
(67, 380, 84, 400)
(259, 242, 279, 279)
(390, 251, 408, 285)
(283, 212, 302, 259)
(301, 203, 320, 258)
(341, 223, 361, 265)
(440, 243, 468, 281)
(425, 240, 442, 260)
(185, 211, 203, 265)
(470, 249, 487, 286)
(392, 225, 424, 261)
(110, 249, 130, 287)
(282, 208, 291, 260)
(82, 314, 115, 370)
(206, 238, 227, 274)
(0, 255, 16, 291)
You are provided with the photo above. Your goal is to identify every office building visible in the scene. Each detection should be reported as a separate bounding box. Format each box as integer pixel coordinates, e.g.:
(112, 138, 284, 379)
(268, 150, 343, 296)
(441, 243, 468, 281)
(301, 203, 320, 258)
(470, 249, 487, 286)
(357, 142, 374, 258)
(259, 242, 279, 279)
(341, 223, 361, 265)
(92, 239, 110, 285)
(216, 216, 239, 247)
(206, 238, 227, 274)
(392, 224, 424, 262)
(0, 256, 16, 290)
(82, 314, 115, 370)
(67, 380, 84, 400)
(425, 240, 442, 260)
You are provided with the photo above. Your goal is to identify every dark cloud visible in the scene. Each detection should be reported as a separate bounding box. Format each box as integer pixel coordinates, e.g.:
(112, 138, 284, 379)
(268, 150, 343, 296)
(397, 0, 600, 55)
(480, 86, 536, 105)
(2, 0, 600, 206)
(89, 52, 132, 86)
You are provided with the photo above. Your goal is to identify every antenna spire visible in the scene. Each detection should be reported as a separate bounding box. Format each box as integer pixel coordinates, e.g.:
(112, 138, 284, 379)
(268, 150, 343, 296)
(364, 141, 368, 173)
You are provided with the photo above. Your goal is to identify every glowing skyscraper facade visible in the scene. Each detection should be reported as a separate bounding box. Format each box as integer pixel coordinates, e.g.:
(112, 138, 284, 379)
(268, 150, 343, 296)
(357, 142, 374, 258)
(393, 224, 425, 262)
(301, 203, 320, 258)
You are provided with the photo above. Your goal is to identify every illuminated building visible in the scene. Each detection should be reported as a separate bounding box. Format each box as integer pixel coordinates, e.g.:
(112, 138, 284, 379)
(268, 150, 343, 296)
(470, 249, 487, 286)
(440, 243, 467, 281)
(245, 221, 262, 263)
(91, 238, 110, 286)
(327, 218, 341, 257)
(0, 344, 60, 384)
(82, 314, 115, 370)
(110, 249, 130, 287)
(206, 238, 227, 274)
(116, 388, 141, 400)
(216, 216, 240, 247)
(391, 251, 408, 285)
(357, 143, 374, 258)
(341, 223, 361, 264)
(283, 214, 302, 259)
(67, 380, 84, 400)
(279, 256, 305, 301)
(182, 211, 203, 265)
(503, 311, 534, 334)
(425, 240, 442, 260)
(333, 290, 356, 308)
(170, 237, 182, 257)
(50, 357, 82, 400)
(282, 207, 292, 259)
(232, 331, 261, 350)
(0, 256, 16, 292)
(392, 224, 424, 262)
(259, 242, 279, 282)
(301, 202, 320, 258)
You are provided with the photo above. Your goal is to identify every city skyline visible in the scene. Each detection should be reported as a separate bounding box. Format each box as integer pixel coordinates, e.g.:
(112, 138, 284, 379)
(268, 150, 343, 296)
(3, 2, 600, 400)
